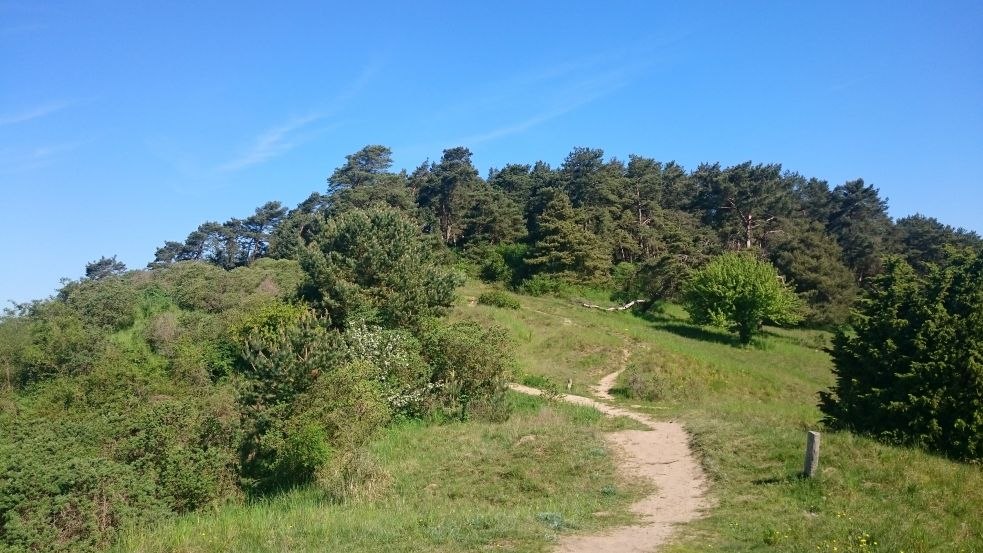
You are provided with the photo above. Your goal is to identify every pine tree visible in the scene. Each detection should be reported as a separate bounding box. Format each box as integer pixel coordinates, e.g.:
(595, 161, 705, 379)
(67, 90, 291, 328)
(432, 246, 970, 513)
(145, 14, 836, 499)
(820, 252, 983, 461)
(526, 191, 611, 282)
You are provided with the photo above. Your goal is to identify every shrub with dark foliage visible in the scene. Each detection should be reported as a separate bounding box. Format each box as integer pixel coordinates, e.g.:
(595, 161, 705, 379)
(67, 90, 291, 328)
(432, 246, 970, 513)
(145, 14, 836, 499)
(820, 252, 983, 461)
(477, 290, 520, 309)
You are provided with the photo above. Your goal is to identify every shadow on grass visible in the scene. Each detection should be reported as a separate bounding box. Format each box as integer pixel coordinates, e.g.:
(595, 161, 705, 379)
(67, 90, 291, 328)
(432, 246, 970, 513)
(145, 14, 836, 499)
(751, 473, 814, 485)
(607, 386, 630, 399)
(758, 328, 832, 352)
(656, 322, 741, 347)
(633, 310, 740, 347)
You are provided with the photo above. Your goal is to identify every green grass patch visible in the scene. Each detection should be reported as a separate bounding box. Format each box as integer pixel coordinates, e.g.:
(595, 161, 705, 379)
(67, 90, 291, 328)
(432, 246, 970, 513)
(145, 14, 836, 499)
(453, 282, 983, 553)
(113, 392, 642, 552)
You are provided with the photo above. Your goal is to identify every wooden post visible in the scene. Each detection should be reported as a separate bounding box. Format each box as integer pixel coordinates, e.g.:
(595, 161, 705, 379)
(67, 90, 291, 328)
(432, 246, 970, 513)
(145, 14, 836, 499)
(803, 431, 821, 478)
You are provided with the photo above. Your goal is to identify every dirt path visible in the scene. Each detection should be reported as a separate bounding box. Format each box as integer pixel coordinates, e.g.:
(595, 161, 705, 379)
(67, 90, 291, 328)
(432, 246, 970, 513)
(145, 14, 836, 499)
(590, 347, 631, 400)
(508, 374, 708, 552)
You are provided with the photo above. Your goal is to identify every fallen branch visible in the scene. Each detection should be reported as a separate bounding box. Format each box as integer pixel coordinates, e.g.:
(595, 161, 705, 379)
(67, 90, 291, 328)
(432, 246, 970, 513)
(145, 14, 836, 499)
(581, 299, 648, 311)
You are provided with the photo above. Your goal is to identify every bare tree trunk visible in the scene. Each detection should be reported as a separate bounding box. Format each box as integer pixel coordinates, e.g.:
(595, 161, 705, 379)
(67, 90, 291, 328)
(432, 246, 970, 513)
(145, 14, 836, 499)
(582, 299, 648, 311)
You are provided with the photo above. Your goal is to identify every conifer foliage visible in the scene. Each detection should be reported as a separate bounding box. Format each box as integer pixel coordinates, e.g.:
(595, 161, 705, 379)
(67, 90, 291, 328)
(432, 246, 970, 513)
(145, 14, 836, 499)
(820, 252, 983, 461)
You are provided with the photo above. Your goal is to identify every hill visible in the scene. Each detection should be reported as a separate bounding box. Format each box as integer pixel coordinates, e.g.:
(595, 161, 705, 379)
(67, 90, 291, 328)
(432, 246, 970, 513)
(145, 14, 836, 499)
(110, 282, 981, 552)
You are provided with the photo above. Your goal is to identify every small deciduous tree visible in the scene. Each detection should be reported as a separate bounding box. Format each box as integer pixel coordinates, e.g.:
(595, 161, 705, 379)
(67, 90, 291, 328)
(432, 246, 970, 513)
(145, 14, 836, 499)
(682, 252, 802, 343)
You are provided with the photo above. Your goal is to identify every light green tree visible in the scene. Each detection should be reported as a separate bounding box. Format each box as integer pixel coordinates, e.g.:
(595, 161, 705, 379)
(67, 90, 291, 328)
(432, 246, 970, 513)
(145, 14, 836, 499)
(683, 252, 802, 343)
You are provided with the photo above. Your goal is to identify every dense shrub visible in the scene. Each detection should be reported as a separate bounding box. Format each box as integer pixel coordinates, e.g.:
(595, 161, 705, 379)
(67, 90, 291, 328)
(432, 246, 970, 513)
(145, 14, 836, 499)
(232, 302, 343, 411)
(112, 396, 241, 512)
(477, 243, 531, 286)
(17, 302, 106, 385)
(154, 259, 304, 314)
(0, 317, 31, 390)
(301, 209, 460, 329)
(682, 252, 802, 344)
(518, 274, 572, 297)
(0, 442, 167, 552)
(477, 290, 521, 309)
(60, 276, 140, 330)
(343, 324, 433, 417)
(0, 367, 241, 552)
(421, 320, 515, 421)
(820, 253, 983, 461)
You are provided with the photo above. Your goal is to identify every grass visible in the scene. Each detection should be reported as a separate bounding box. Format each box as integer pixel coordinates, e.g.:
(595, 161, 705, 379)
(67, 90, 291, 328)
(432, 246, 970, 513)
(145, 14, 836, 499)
(453, 282, 982, 553)
(115, 281, 981, 552)
(113, 393, 643, 552)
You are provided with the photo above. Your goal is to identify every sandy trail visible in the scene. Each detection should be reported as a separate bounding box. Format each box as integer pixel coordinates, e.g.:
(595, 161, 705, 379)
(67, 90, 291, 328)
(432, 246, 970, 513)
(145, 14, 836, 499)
(590, 347, 631, 400)
(508, 372, 708, 552)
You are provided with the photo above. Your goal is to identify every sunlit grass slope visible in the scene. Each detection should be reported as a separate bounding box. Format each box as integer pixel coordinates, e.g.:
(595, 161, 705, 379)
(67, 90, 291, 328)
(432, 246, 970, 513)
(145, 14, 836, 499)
(453, 283, 981, 553)
(114, 394, 642, 553)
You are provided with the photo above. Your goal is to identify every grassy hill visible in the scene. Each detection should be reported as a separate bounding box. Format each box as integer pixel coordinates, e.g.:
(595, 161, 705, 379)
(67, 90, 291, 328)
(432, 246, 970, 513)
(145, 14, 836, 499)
(453, 283, 980, 553)
(115, 282, 980, 552)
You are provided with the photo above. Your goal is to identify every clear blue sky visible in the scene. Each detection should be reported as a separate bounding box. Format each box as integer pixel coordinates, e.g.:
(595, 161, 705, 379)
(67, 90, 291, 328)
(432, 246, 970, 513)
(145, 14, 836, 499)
(2, 1, 981, 303)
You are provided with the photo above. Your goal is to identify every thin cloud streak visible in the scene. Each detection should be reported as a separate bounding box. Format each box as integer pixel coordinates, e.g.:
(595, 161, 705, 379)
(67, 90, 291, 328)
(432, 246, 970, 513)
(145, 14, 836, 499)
(212, 61, 382, 174)
(0, 100, 74, 126)
(436, 60, 639, 151)
(0, 139, 86, 174)
(215, 113, 325, 173)
(461, 73, 631, 146)
(410, 37, 676, 156)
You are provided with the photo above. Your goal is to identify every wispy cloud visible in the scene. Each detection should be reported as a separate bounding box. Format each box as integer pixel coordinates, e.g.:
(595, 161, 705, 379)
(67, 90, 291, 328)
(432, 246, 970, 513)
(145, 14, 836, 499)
(408, 48, 654, 156)
(209, 62, 381, 174)
(0, 139, 86, 173)
(215, 113, 325, 173)
(460, 70, 632, 146)
(825, 73, 873, 94)
(30, 140, 84, 159)
(0, 100, 73, 126)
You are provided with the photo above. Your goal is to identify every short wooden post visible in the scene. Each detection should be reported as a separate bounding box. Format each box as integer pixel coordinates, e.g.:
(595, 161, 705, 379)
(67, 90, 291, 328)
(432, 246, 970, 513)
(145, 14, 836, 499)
(803, 431, 821, 477)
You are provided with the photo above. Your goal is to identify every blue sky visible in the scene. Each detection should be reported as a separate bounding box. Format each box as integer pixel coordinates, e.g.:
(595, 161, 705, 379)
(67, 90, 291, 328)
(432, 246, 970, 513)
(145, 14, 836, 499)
(2, 1, 981, 303)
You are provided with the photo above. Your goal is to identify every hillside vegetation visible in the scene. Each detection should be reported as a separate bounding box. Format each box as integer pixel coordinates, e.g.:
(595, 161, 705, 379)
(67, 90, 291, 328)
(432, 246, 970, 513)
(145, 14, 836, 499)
(2, 144, 980, 552)
(454, 283, 981, 552)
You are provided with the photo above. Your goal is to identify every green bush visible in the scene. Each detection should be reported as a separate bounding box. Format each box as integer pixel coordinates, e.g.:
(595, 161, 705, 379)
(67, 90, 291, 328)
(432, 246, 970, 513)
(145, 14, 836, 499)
(0, 368, 240, 552)
(232, 302, 343, 410)
(301, 209, 460, 330)
(61, 276, 140, 330)
(243, 361, 391, 493)
(154, 259, 304, 314)
(518, 274, 572, 297)
(343, 324, 432, 417)
(421, 320, 515, 421)
(18, 302, 106, 385)
(682, 252, 802, 344)
(0, 445, 167, 552)
(820, 253, 983, 461)
(113, 396, 241, 513)
(477, 243, 530, 286)
(477, 290, 520, 309)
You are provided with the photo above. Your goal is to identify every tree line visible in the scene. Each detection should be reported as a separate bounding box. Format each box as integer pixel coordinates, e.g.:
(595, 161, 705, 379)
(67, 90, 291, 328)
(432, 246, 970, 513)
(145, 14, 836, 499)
(152, 144, 982, 326)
